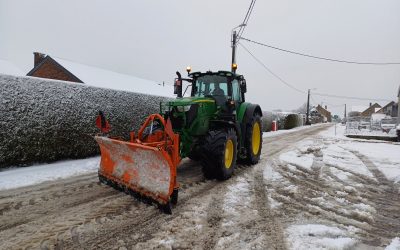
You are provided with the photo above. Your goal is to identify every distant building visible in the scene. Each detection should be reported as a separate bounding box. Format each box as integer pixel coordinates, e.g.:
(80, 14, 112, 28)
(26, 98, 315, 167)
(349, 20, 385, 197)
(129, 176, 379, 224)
(26, 52, 174, 97)
(377, 101, 398, 117)
(27, 52, 83, 83)
(316, 105, 332, 122)
(360, 103, 381, 117)
(310, 105, 332, 123)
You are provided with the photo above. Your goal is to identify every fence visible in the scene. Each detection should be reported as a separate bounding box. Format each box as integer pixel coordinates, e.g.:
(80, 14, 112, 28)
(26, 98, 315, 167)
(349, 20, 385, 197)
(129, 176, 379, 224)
(345, 116, 398, 136)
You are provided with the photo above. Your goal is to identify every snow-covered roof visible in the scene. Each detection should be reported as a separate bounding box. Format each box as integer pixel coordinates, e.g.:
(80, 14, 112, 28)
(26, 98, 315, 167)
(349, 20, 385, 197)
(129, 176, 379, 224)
(0, 59, 24, 76)
(55, 58, 174, 97)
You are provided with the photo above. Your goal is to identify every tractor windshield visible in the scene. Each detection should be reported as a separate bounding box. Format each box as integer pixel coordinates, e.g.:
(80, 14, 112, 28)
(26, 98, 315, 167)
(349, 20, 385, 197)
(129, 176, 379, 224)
(193, 75, 229, 97)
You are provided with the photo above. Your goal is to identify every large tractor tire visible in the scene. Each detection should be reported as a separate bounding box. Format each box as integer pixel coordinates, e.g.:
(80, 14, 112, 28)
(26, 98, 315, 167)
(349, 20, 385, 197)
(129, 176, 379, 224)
(244, 113, 262, 165)
(200, 128, 238, 180)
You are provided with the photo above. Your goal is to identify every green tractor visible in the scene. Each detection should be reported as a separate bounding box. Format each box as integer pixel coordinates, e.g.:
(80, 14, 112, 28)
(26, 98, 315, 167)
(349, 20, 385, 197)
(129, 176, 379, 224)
(95, 68, 262, 211)
(166, 68, 263, 179)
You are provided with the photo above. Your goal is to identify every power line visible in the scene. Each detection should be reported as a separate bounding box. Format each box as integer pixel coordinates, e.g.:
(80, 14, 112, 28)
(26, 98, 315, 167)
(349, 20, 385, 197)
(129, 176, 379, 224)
(310, 95, 345, 108)
(239, 43, 393, 102)
(237, 0, 257, 41)
(313, 92, 392, 102)
(241, 37, 400, 65)
(239, 42, 306, 94)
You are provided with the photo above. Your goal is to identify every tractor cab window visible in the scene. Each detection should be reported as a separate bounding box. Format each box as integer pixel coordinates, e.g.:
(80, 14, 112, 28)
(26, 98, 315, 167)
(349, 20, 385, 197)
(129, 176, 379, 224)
(194, 75, 229, 97)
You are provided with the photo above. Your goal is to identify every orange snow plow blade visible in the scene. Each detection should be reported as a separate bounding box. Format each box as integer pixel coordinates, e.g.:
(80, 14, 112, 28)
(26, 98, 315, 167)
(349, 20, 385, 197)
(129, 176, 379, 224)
(95, 114, 180, 207)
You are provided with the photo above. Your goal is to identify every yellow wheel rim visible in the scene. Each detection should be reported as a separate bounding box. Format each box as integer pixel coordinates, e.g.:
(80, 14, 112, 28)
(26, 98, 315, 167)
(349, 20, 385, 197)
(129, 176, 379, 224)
(252, 122, 261, 155)
(225, 139, 234, 169)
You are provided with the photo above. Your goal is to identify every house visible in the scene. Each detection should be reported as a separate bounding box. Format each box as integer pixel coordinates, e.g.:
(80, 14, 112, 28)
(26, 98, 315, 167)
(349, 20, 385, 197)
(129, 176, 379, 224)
(377, 101, 398, 117)
(310, 105, 332, 123)
(360, 103, 381, 117)
(26, 52, 173, 97)
(316, 105, 332, 122)
(27, 52, 83, 83)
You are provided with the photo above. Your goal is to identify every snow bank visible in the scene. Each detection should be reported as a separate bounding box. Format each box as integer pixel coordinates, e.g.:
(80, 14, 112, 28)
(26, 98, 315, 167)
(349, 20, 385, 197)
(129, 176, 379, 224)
(263, 123, 326, 138)
(320, 124, 400, 182)
(342, 142, 400, 183)
(0, 74, 170, 168)
(0, 157, 100, 190)
(319, 123, 348, 140)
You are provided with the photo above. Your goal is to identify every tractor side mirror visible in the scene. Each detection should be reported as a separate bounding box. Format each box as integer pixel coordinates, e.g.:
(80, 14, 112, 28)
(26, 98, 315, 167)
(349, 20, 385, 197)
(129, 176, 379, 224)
(240, 79, 247, 93)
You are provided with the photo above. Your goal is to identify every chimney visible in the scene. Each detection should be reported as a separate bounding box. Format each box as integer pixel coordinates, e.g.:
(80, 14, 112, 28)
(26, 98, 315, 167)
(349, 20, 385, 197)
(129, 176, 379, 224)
(325, 105, 327, 110)
(33, 52, 46, 67)
(369, 102, 372, 107)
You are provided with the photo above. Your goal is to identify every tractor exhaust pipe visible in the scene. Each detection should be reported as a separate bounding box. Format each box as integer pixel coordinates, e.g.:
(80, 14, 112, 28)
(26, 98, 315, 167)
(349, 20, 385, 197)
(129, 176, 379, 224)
(174, 71, 183, 98)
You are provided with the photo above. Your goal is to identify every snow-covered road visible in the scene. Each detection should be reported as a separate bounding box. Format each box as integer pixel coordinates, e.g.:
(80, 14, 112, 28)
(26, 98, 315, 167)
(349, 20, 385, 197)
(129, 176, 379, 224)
(0, 124, 399, 249)
(268, 124, 400, 249)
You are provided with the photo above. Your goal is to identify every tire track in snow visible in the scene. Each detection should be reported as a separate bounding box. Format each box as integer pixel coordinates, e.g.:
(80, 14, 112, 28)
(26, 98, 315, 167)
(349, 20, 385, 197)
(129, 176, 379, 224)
(350, 151, 400, 247)
(253, 167, 287, 249)
(203, 196, 223, 249)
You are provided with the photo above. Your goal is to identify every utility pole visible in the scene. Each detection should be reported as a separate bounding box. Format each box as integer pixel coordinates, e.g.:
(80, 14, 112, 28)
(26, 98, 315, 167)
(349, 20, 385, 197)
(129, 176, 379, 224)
(344, 104, 347, 121)
(306, 89, 311, 125)
(231, 30, 237, 73)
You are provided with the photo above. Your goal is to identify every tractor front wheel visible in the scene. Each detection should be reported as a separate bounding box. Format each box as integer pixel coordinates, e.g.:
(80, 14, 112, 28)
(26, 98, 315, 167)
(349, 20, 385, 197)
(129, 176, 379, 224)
(200, 129, 237, 180)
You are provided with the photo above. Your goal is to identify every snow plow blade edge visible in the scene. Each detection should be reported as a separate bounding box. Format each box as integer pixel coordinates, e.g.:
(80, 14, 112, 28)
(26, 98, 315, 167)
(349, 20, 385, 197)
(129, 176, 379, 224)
(95, 136, 177, 205)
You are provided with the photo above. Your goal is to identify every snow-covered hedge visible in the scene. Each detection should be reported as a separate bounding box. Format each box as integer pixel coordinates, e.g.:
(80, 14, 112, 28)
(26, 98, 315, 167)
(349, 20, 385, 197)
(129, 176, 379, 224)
(284, 114, 304, 129)
(261, 111, 273, 132)
(0, 74, 170, 168)
(261, 111, 304, 132)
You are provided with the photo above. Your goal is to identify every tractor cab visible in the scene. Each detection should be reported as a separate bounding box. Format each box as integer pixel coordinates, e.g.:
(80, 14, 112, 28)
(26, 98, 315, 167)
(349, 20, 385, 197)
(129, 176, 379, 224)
(173, 70, 247, 119)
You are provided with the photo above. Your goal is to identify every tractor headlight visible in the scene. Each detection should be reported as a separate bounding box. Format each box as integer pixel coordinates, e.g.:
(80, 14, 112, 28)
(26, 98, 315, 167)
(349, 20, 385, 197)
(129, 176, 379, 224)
(176, 105, 191, 112)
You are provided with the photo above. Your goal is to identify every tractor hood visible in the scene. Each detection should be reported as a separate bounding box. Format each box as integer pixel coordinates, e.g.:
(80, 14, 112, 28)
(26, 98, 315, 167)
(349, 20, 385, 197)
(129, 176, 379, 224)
(166, 97, 215, 106)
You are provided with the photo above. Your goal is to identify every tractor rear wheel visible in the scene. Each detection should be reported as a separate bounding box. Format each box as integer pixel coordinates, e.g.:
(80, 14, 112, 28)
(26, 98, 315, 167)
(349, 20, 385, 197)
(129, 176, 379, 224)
(200, 129, 237, 180)
(188, 151, 201, 161)
(244, 113, 262, 165)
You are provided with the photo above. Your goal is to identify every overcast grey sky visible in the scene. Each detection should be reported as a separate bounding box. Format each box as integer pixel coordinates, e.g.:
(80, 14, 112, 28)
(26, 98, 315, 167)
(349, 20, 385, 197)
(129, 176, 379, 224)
(1, 0, 399, 116)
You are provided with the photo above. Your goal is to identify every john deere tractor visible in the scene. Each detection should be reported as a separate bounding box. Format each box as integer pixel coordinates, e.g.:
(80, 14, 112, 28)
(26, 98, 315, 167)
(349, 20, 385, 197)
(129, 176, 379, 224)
(95, 67, 262, 212)
(166, 68, 262, 179)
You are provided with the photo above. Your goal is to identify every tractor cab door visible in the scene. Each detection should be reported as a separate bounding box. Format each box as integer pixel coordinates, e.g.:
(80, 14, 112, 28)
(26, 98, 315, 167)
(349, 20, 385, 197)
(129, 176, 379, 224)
(231, 78, 243, 115)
